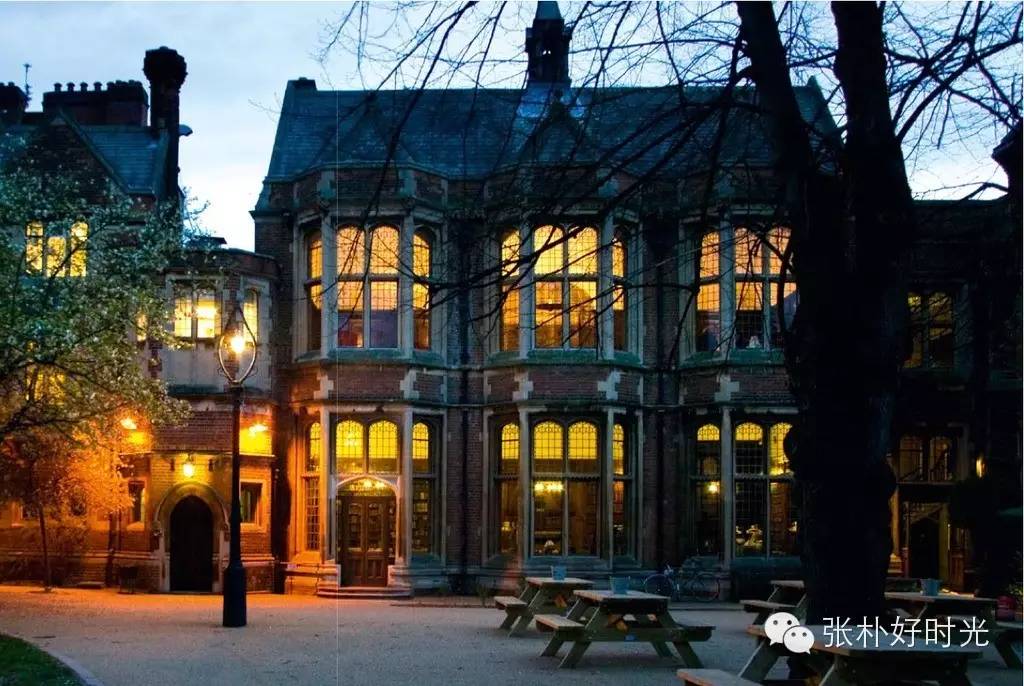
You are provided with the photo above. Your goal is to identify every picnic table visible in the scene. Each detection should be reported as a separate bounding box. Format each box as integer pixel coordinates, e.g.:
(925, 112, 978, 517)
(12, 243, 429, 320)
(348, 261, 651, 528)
(536, 589, 713, 669)
(741, 623, 981, 686)
(494, 576, 593, 636)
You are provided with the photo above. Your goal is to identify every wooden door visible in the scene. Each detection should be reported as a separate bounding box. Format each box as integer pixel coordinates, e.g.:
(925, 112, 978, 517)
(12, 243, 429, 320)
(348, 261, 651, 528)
(339, 495, 394, 586)
(169, 495, 213, 592)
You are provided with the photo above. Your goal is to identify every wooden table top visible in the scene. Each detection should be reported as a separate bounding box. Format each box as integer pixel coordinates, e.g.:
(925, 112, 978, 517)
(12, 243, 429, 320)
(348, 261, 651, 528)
(525, 576, 594, 588)
(574, 589, 668, 603)
(746, 625, 982, 659)
(885, 592, 996, 606)
(770, 579, 805, 590)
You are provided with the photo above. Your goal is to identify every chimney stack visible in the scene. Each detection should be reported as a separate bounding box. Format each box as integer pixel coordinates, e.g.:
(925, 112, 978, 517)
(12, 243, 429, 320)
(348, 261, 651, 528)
(0, 82, 28, 125)
(143, 46, 187, 202)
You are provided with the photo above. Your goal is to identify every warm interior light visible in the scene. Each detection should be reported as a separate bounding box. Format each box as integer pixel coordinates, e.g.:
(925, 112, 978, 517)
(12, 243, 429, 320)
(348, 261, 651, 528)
(533, 481, 564, 494)
(705, 481, 720, 495)
(120, 417, 137, 431)
(229, 333, 247, 355)
(182, 457, 196, 479)
(975, 456, 985, 478)
(248, 422, 268, 435)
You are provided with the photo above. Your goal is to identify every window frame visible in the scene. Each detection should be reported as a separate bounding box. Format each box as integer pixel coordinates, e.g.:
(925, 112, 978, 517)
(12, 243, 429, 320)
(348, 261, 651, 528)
(906, 289, 956, 369)
(533, 225, 600, 350)
(411, 418, 439, 556)
(492, 419, 521, 556)
(412, 229, 434, 352)
(304, 231, 323, 352)
(239, 482, 263, 527)
(336, 224, 402, 349)
(25, 220, 88, 278)
(691, 423, 722, 557)
(732, 420, 797, 558)
(303, 421, 322, 551)
(333, 416, 401, 475)
(171, 280, 220, 342)
(498, 229, 522, 353)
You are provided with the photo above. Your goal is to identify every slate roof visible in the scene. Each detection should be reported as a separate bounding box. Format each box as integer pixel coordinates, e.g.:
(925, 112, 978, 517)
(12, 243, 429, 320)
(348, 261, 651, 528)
(263, 79, 837, 186)
(0, 114, 167, 196)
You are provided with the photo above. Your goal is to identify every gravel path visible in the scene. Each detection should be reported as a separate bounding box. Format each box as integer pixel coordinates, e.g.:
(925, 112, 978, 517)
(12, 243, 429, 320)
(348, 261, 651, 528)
(0, 586, 1017, 686)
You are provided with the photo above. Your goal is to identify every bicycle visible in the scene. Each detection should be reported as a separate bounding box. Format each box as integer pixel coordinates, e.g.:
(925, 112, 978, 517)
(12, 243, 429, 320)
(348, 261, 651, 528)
(643, 561, 721, 601)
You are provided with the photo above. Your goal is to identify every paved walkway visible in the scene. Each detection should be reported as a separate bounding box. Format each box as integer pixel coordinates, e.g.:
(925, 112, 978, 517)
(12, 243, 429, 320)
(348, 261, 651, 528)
(0, 586, 1017, 686)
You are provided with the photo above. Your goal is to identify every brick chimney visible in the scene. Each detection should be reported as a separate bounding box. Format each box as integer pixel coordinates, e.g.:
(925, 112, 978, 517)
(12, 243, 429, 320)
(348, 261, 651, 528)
(143, 46, 187, 202)
(0, 82, 28, 125)
(41, 80, 148, 125)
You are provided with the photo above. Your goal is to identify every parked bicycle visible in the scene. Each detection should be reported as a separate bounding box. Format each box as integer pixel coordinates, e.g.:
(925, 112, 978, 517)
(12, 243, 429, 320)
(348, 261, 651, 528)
(643, 561, 721, 601)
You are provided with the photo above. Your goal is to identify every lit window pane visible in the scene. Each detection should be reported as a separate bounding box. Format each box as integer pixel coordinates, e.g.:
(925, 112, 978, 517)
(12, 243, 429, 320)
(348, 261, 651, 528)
(612, 235, 626, 278)
(769, 481, 798, 555)
(534, 225, 564, 275)
(369, 280, 398, 348)
(304, 476, 320, 551)
(500, 287, 519, 352)
(700, 232, 719, 279)
(532, 480, 563, 555)
(735, 423, 765, 474)
(567, 227, 597, 274)
(370, 226, 400, 274)
(694, 479, 721, 556)
(307, 283, 322, 351)
(412, 479, 432, 554)
(413, 283, 430, 350)
(533, 422, 563, 473)
(173, 288, 192, 338)
(337, 282, 364, 348)
(696, 283, 720, 352)
(612, 423, 626, 475)
(535, 282, 563, 348)
(734, 228, 760, 277)
(306, 422, 321, 473)
(195, 289, 217, 339)
(769, 423, 792, 475)
(898, 435, 924, 479)
(567, 422, 598, 474)
(243, 289, 259, 342)
(735, 282, 764, 349)
(337, 227, 365, 275)
(412, 422, 430, 473)
(768, 227, 789, 275)
(568, 280, 596, 348)
(613, 285, 627, 351)
(413, 232, 431, 278)
(567, 481, 599, 555)
(735, 480, 766, 556)
(500, 423, 519, 475)
(696, 424, 721, 476)
(501, 231, 521, 277)
(336, 420, 363, 473)
(69, 222, 87, 277)
(498, 480, 519, 554)
(25, 222, 44, 274)
(46, 235, 66, 276)
(613, 480, 629, 556)
(368, 420, 398, 472)
(308, 234, 322, 279)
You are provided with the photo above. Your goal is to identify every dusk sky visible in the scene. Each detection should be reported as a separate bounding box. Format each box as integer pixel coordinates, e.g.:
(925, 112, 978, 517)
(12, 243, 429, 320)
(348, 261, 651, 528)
(1, 2, 1009, 249)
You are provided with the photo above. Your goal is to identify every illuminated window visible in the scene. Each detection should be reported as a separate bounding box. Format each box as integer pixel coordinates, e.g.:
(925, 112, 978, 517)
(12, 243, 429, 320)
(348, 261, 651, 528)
(306, 233, 323, 351)
(306, 423, 321, 472)
(906, 291, 955, 369)
(732, 227, 795, 350)
(533, 225, 598, 349)
(499, 230, 521, 352)
(895, 433, 955, 482)
(692, 423, 722, 556)
(127, 481, 144, 525)
(612, 232, 629, 351)
(531, 419, 600, 556)
(336, 225, 400, 348)
(368, 420, 398, 473)
(243, 288, 259, 343)
(733, 420, 797, 557)
(612, 421, 632, 556)
(335, 420, 364, 473)
(304, 422, 321, 551)
(494, 421, 520, 555)
(172, 283, 218, 341)
(413, 231, 432, 351)
(696, 232, 721, 352)
(411, 418, 437, 554)
(612, 423, 625, 476)
(24, 221, 87, 277)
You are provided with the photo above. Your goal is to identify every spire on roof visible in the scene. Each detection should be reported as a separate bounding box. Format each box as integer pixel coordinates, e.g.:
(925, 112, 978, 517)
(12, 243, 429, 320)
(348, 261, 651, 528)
(526, 1, 572, 87)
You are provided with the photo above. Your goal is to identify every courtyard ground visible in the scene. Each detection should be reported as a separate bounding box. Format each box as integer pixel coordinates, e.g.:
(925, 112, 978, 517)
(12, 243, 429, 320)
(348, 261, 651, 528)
(0, 585, 1018, 686)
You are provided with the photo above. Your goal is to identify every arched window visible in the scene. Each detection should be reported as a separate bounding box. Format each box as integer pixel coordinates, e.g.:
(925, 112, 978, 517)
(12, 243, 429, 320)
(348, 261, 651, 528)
(305, 232, 323, 351)
(531, 419, 600, 556)
(612, 421, 632, 556)
(693, 423, 722, 556)
(611, 232, 628, 351)
(534, 225, 598, 349)
(733, 420, 798, 558)
(499, 230, 521, 352)
(368, 420, 399, 472)
(696, 232, 721, 352)
(494, 421, 520, 555)
(303, 422, 321, 551)
(413, 231, 432, 350)
(735, 423, 765, 474)
(411, 420, 436, 554)
(769, 423, 792, 475)
(335, 420, 364, 473)
(336, 225, 401, 348)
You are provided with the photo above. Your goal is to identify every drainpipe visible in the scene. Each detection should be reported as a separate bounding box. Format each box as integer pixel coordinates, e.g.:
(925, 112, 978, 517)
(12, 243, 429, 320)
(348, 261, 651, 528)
(655, 230, 666, 569)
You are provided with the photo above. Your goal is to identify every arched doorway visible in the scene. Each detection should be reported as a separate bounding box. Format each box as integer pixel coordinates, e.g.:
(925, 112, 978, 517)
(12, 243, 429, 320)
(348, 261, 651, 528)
(170, 495, 214, 592)
(336, 479, 396, 587)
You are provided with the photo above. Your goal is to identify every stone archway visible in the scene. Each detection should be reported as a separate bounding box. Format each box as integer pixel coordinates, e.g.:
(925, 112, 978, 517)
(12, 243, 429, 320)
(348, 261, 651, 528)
(154, 482, 228, 592)
(169, 496, 214, 591)
(336, 478, 397, 587)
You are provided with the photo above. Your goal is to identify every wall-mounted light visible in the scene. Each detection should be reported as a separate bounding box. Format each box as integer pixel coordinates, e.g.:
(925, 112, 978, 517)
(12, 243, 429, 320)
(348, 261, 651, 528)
(182, 454, 196, 479)
(120, 417, 138, 431)
(705, 481, 720, 495)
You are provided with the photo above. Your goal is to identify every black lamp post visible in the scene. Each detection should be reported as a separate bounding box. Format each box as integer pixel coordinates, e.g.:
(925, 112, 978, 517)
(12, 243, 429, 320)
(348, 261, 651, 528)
(216, 301, 257, 628)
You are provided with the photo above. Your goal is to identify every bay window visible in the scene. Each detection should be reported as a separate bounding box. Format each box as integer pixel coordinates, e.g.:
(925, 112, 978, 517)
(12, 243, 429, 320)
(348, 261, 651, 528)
(533, 225, 598, 349)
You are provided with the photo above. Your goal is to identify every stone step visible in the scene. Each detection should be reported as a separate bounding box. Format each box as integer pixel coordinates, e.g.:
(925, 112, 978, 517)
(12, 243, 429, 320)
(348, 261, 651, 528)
(316, 584, 412, 600)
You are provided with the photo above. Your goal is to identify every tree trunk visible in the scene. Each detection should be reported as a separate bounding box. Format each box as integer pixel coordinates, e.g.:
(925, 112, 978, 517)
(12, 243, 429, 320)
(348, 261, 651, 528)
(737, 1, 913, 621)
(37, 504, 52, 592)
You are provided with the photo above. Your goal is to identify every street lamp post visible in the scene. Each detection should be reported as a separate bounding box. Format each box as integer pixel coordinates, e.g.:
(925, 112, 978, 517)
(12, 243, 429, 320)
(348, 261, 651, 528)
(216, 300, 257, 628)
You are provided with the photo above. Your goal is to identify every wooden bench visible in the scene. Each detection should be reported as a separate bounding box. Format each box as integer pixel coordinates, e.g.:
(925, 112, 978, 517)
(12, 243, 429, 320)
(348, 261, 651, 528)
(494, 595, 526, 612)
(536, 614, 585, 655)
(678, 668, 759, 686)
(741, 599, 797, 625)
(994, 620, 1022, 668)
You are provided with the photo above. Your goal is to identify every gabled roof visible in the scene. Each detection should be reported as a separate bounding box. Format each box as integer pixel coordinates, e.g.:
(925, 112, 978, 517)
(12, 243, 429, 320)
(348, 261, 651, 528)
(262, 79, 838, 188)
(0, 110, 167, 197)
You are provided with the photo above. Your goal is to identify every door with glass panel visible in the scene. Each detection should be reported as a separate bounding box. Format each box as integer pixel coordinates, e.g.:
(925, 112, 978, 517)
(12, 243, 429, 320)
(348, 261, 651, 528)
(338, 495, 395, 586)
